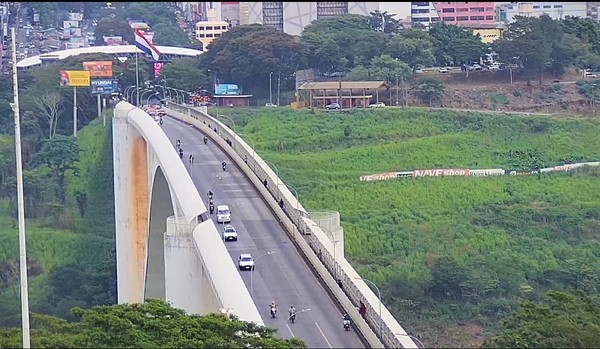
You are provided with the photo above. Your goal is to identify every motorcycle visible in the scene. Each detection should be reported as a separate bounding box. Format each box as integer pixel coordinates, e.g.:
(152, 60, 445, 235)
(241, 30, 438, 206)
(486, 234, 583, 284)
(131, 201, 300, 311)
(270, 306, 277, 318)
(159, 117, 163, 125)
(222, 162, 227, 171)
(289, 312, 296, 323)
(203, 137, 208, 144)
(343, 319, 351, 331)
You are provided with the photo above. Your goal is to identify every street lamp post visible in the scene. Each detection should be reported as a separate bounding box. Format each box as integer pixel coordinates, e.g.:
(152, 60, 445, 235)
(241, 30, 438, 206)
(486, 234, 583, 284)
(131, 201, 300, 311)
(396, 333, 424, 348)
(217, 114, 237, 150)
(269, 71, 274, 105)
(10, 26, 31, 349)
(355, 277, 382, 342)
(262, 159, 279, 186)
(284, 308, 311, 325)
(277, 73, 281, 106)
(251, 251, 276, 297)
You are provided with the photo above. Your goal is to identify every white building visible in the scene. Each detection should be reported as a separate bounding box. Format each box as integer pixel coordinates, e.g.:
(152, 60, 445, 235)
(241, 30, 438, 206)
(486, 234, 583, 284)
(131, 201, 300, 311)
(409, 2, 440, 28)
(195, 8, 229, 51)
(498, 2, 588, 23)
(239, 2, 379, 36)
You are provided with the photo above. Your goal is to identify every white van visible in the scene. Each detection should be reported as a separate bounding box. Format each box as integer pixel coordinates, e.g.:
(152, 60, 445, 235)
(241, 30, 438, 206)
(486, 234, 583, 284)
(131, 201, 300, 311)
(217, 205, 231, 223)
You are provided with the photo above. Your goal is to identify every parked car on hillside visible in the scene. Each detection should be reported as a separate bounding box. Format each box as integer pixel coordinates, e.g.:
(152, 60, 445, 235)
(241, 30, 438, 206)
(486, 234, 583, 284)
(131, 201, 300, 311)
(326, 102, 340, 110)
(438, 67, 449, 73)
(370, 102, 386, 108)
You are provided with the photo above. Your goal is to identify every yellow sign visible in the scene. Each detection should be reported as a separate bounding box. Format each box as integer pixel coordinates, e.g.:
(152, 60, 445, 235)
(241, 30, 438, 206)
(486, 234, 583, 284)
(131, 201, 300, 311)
(60, 70, 91, 87)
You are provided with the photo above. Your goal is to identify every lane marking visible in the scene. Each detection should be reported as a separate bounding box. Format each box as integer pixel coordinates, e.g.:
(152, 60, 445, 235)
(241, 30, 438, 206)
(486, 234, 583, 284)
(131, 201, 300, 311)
(315, 321, 333, 348)
(285, 323, 295, 338)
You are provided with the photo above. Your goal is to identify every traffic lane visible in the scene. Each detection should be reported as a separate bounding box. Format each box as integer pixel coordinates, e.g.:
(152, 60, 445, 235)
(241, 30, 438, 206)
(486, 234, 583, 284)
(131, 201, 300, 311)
(160, 116, 364, 348)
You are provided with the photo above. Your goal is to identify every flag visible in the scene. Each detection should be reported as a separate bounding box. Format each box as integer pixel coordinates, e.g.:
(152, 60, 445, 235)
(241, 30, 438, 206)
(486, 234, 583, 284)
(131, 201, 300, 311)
(134, 29, 160, 61)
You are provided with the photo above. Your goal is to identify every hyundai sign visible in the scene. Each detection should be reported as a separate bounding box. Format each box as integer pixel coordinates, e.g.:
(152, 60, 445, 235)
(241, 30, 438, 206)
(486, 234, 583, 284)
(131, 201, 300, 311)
(90, 79, 119, 95)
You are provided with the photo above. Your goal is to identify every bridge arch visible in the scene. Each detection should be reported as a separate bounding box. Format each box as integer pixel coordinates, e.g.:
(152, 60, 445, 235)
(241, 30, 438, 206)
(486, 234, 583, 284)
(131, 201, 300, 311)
(112, 101, 262, 324)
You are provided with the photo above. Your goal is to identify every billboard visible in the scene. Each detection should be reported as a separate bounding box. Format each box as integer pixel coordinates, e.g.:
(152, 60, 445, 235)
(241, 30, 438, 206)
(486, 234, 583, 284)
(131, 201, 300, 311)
(90, 79, 119, 95)
(103, 35, 123, 46)
(83, 61, 113, 78)
(413, 168, 470, 177)
(68, 12, 84, 21)
(63, 20, 79, 28)
(33, 13, 39, 23)
(154, 62, 166, 77)
(60, 70, 91, 87)
(215, 83, 241, 95)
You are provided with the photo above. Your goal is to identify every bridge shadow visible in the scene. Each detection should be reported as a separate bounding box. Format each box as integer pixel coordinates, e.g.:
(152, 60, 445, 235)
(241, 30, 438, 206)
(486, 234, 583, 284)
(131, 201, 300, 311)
(145, 166, 173, 300)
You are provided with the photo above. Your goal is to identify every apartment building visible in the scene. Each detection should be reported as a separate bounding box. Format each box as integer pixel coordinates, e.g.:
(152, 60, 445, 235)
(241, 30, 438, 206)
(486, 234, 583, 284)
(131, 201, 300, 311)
(497, 2, 587, 23)
(239, 2, 379, 36)
(411, 2, 497, 28)
(588, 2, 600, 21)
(195, 8, 229, 50)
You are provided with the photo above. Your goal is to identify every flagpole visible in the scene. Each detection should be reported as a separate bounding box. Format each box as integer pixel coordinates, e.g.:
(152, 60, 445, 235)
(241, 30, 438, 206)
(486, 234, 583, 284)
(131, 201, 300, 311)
(135, 50, 139, 106)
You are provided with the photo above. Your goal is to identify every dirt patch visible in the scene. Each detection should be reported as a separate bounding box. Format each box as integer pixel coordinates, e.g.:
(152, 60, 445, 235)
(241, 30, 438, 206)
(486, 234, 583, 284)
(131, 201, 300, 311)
(427, 322, 487, 348)
(409, 68, 599, 117)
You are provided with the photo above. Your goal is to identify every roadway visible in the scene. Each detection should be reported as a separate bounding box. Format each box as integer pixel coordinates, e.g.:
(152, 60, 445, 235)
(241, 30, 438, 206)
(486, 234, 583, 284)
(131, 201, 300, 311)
(160, 115, 364, 348)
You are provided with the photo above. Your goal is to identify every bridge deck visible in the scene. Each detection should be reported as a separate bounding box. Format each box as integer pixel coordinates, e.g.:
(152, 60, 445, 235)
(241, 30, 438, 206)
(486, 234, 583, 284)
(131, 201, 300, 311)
(161, 116, 365, 348)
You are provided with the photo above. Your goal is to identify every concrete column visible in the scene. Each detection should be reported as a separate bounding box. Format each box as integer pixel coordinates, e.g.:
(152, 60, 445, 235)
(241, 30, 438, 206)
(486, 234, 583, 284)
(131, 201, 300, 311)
(164, 232, 205, 314)
(113, 110, 150, 304)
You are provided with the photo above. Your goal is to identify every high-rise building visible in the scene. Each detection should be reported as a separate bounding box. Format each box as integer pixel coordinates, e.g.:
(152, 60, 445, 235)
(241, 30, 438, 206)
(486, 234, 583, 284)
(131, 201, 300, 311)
(195, 8, 229, 50)
(239, 2, 379, 36)
(587, 2, 600, 21)
(411, 2, 497, 29)
(497, 2, 587, 23)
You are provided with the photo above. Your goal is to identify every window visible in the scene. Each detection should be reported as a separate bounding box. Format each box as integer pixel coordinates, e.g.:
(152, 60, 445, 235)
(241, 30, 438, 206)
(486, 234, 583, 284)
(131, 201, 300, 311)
(486, 15, 494, 20)
(206, 33, 213, 38)
(485, 7, 493, 11)
(533, 5, 540, 9)
(456, 16, 469, 21)
(543, 5, 551, 9)
(205, 26, 213, 30)
(443, 16, 456, 21)
(411, 8, 429, 13)
(442, 8, 455, 13)
(413, 2, 429, 6)
(198, 26, 205, 31)
(412, 17, 430, 22)
(457, 7, 468, 12)
(554, 5, 562, 8)
(214, 33, 221, 37)
(470, 7, 484, 12)
(470, 16, 484, 21)
(197, 33, 205, 38)
(508, 6, 513, 10)
(222, 25, 228, 30)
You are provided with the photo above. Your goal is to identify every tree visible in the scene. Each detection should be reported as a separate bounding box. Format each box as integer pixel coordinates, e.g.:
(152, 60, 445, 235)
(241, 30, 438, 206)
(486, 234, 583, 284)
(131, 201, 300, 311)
(429, 22, 486, 67)
(34, 92, 64, 139)
(561, 16, 600, 55)
(0, 300, 307, 348)
(493, 16, 552, 86)
(368, 10, 401, 34)
(386, 35, 436, 68)
(159, 58, 209, 91)
(33, 135, 80, 205)
(418, 78, 445, 107)
(482, 290, 600, 348)
(347, 55, 412, 83)
(94, 18, 135, 45)
(202, 24, 308, 97)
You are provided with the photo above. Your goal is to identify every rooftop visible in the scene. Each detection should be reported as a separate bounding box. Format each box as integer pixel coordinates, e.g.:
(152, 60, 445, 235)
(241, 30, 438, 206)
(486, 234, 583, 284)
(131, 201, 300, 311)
(297, 81, 387, 90)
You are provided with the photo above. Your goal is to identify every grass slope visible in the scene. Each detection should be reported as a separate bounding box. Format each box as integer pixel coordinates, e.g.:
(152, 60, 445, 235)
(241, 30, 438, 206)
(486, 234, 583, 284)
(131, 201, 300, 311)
(226, 107, 600, 347)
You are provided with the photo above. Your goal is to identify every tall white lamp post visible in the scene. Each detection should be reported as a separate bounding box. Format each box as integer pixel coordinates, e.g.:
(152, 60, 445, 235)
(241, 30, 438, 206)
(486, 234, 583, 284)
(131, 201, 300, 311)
(10, 26, 31, 349)
(251, 251, 276, 297)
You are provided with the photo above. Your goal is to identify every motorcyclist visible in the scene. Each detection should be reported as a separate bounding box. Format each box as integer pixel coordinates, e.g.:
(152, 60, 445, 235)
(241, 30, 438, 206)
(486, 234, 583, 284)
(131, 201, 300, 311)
(209, 202, 214, 214)
(176, 139, 181, 149)
(289, 305, 296, 317)
(343, 313, 351, 330)
(179, 147, 184, 159)
(270, 301, 278, 317)
(159, 116, 163, 125)
(222, 161, 227, 171)
(343, 313, 351, 321)
(208, 190, 213, 200)
(203, 136, 208, 144)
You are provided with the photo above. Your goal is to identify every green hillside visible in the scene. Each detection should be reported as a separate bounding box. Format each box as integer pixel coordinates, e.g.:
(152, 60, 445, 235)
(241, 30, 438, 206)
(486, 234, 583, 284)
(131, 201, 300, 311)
(228, 107, 600, 347)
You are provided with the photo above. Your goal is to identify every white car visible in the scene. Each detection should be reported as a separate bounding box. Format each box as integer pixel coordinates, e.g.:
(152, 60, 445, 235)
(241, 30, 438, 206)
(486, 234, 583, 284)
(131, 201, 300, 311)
(370, 102, 386, 108)
(585, 72, 597, 78)
(222, 224, 238, 241)
(217, 204, 231, 223)
(414, 68, 424, 74)
(264, 102, 278, 108)
(238, 254, 255, 270)
(438, 67, 449, 73)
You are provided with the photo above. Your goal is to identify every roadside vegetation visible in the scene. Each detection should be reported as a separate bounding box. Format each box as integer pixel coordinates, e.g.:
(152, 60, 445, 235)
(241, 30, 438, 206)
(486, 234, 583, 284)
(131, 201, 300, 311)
(225, 107, 600, 347)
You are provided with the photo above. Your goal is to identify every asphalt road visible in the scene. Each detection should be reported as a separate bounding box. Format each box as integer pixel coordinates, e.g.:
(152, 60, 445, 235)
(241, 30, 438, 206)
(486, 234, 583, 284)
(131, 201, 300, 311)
(160, 115, 364, 348)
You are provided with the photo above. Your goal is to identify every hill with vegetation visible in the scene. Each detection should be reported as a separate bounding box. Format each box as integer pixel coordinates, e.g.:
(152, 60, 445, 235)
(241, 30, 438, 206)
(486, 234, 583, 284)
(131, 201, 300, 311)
(224, 107, 600, 347)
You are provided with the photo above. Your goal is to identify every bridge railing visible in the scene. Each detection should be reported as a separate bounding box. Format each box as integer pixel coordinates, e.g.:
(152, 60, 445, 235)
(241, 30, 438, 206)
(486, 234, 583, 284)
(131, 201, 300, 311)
(165, 102, 417, 349)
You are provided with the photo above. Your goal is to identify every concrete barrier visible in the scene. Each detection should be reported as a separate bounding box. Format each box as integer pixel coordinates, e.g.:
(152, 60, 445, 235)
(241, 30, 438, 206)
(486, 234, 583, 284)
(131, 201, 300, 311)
(164, 102, 418, 349)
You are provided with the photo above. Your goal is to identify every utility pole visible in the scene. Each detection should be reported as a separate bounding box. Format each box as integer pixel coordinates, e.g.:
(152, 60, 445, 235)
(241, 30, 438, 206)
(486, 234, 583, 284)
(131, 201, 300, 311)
(277, 73, 281, 106)
(269, 71, 273, 105)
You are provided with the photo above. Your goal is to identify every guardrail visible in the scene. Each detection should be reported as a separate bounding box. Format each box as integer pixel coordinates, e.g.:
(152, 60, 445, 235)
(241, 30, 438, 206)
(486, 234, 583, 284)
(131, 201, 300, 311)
(164, 102, 418, 349)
